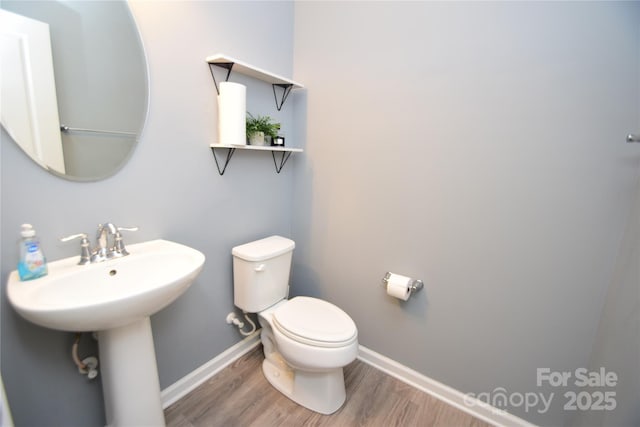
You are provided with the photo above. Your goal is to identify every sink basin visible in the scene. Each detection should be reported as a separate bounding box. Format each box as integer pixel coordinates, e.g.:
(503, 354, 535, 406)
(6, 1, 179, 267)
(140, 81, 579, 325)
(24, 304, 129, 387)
(7, 238, 205, 426)
(7, 239, 205, 331)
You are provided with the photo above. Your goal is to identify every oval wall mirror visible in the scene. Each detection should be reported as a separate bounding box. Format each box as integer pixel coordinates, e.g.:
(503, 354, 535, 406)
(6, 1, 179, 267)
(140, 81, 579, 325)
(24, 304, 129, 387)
(0, 0, 148, 181)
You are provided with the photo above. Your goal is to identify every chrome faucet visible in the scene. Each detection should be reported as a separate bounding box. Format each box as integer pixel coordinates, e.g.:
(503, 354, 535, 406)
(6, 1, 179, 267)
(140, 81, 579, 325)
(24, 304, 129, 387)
(61, 223, 138, 264)
(92, 223, 118, 262)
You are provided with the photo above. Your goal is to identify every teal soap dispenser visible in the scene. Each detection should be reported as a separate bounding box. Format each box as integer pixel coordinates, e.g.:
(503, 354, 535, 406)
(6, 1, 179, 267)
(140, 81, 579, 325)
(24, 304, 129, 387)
(17, 223, 48, 281)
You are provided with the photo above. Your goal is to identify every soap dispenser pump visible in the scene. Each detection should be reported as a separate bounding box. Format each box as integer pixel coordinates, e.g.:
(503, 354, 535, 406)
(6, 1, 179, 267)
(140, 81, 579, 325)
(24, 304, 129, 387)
(17, 224, 48, 281)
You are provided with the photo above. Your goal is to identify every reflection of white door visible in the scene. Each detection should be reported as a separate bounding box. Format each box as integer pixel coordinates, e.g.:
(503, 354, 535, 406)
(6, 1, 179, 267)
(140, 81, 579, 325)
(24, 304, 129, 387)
(0, 9, 64, 174)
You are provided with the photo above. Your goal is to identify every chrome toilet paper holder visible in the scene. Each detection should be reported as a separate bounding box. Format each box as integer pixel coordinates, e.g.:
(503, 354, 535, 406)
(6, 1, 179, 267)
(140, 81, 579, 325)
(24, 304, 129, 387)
(382, 272, 424, 295)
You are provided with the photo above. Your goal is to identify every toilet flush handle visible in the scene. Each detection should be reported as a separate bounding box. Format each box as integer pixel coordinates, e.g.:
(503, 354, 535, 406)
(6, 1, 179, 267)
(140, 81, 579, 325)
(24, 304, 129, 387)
(255, 264, 266, 272)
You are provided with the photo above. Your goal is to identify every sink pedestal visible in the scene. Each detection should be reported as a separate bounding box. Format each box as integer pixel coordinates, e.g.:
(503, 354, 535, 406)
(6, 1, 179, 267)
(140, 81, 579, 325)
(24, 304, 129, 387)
(98, 317, 165, 427)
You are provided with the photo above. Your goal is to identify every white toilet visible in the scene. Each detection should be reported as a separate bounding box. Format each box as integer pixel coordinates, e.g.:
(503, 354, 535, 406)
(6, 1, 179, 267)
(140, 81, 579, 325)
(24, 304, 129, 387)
(232, 235, 358, 414)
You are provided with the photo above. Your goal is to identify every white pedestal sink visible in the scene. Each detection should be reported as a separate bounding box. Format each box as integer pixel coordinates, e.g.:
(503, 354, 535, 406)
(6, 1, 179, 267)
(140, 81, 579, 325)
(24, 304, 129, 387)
(7, 239, 206, 427)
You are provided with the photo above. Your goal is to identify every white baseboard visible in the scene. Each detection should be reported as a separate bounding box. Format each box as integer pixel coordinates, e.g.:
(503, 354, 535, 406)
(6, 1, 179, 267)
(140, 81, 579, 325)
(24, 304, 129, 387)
(160, 331, 261, 409)
(160, 335, 535, 427)
(357, 345, 536, 427)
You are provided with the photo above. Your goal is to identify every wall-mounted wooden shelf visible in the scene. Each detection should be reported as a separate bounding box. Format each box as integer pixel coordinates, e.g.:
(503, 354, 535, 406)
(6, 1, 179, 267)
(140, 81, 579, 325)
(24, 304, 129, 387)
(206, 53, 303, 110)
(210, 144, 303, 175)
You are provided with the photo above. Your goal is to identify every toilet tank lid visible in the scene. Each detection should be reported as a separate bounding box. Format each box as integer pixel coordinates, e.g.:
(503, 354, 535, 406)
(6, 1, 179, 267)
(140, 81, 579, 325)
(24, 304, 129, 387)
(232, 235, 295, 262)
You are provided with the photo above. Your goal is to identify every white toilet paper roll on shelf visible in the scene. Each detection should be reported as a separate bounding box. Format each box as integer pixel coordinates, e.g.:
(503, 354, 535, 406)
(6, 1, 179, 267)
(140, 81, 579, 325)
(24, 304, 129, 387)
(382, 272, 424, 301)
(218, 82, 246, 146)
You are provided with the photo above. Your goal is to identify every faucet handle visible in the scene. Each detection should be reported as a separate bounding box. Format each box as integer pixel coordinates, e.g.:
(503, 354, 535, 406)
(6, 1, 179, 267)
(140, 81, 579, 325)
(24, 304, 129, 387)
(60, 233, 91, 265)
(113, 226, 138, 257)
(60, 233, 88, 242)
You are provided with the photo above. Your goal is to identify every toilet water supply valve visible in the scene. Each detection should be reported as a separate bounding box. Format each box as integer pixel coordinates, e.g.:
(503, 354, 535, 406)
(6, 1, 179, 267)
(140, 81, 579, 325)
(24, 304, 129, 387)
(226, 312, 257, 337)
(72, 333, 99, 380)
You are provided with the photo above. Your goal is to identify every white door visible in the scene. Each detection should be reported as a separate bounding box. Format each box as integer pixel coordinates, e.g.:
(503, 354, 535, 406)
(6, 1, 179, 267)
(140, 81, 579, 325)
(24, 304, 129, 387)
(0, 9, 65, 174)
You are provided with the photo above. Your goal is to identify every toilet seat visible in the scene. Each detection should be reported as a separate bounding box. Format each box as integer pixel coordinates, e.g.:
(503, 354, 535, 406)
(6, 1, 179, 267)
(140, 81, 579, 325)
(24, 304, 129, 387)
(272, 297, 357, 348)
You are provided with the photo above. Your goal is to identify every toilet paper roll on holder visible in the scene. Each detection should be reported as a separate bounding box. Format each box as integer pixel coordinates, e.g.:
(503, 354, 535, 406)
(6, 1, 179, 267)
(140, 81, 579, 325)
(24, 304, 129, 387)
(382, 272, 424, 295)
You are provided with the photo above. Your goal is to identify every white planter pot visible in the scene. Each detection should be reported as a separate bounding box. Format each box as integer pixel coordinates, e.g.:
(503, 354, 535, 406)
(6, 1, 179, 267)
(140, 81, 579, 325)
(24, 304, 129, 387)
(249, 132, 268, 146)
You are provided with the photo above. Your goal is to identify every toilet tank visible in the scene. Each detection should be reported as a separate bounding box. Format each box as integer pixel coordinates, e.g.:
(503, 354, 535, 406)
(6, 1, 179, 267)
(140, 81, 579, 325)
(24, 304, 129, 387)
(232, 236, 295, 313)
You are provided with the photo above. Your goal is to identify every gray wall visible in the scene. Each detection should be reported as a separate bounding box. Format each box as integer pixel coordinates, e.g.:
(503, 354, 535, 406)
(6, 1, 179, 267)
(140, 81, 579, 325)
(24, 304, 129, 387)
(570, 174, 640, 427)
(1, 1, 295, 426)
(2, 1, 639, 427)
(291, 2, 640, 426)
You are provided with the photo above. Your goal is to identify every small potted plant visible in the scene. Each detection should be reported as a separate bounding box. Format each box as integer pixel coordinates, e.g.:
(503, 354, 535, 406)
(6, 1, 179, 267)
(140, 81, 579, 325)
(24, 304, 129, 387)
(246, 113, 280, 146)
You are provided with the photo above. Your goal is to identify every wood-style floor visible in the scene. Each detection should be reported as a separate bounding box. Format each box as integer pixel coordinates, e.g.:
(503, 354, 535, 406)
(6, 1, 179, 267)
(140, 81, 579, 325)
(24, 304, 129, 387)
(165, 345, 493, 427)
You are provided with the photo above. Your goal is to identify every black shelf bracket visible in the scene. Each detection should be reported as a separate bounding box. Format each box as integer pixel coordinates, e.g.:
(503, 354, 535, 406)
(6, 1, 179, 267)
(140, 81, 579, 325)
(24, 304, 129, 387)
(271, 150, 293, 174)
(211, 146, 236, 175)
(208, 61, 295, 109)
(208, 62, 234, 95)
(272, 84, 293, 111)
(211, 146, 299, 175)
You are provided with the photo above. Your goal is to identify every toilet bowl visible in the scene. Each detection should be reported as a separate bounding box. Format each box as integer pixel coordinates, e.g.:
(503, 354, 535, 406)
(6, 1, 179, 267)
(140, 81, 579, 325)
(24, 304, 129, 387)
(266, 297, 358, 370)
(258, 297, 358, 414)
(232, 236, 359, 414)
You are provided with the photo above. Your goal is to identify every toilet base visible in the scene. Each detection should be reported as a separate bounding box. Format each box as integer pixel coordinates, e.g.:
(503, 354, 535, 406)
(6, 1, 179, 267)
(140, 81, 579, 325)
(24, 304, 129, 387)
(262, 358, 346, 415)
